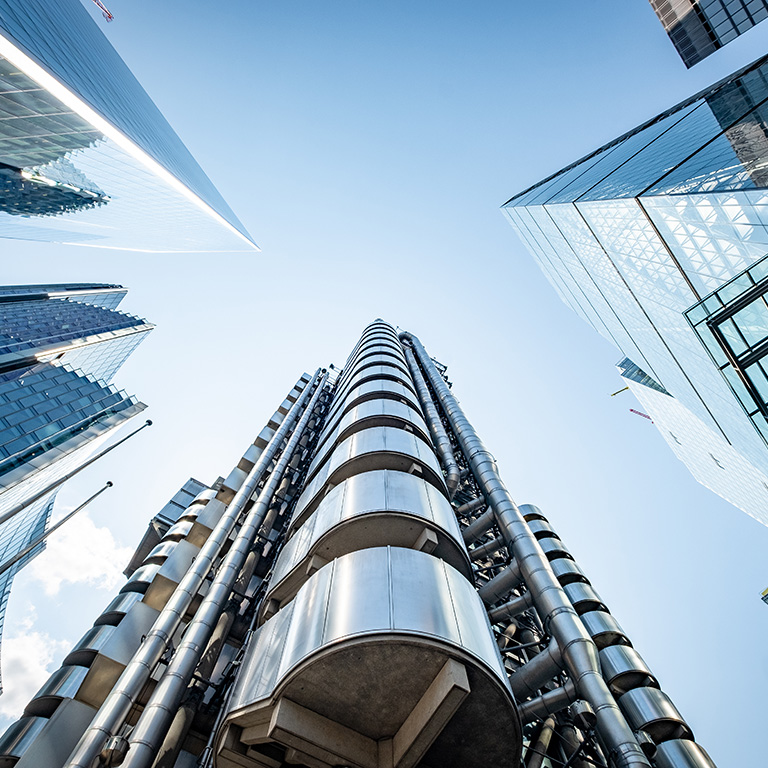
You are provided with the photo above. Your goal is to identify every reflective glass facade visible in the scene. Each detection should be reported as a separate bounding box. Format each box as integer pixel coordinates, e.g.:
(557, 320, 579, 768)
(0, 0, 256, 252)
(0, 284, 150, 690)
(504, 55, 768, 526)
(649, 0, 768, 67)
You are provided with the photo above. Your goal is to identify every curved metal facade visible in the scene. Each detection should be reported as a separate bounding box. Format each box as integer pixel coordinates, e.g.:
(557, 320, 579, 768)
(0, 322, 716, 768)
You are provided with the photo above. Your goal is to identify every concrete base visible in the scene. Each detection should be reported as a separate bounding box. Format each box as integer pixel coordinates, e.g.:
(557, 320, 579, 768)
(216, 637, 521, 768)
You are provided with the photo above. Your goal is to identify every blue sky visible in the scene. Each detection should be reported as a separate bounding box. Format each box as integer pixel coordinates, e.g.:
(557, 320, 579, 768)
(1, 1, 767, 764)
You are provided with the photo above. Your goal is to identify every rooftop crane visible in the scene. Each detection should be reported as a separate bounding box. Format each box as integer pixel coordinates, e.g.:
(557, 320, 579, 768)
(91, 0, 114, 22)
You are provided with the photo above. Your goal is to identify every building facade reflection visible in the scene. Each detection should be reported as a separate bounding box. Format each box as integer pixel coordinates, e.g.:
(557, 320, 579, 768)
(0, 1, 256, 252)
(0, 283, 151, 691)
(504, 54, 768, 526)
(649, 0, 768, 67)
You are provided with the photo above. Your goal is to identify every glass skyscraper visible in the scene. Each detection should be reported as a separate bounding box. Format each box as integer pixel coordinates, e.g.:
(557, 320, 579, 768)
(649, 0, 768, 67)
(0, 0, 256, 252)
(0, 283, 151, 691)
(0, 321, 716, 768)
(503, 54, 768, 528)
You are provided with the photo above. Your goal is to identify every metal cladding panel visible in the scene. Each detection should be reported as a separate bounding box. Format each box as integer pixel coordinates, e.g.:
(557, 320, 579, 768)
(320, 381, 422, 440)
(294, 427, 446, 521)
(11, 699, 96, 768)
(324, 425, 437, 480)
(324, 379, 420, 426)
(269, 472, 471, 617)
(313, 399, 429, 466)
(0, 716, 47, 762)
(145, 540, 178, 562)
(94, 591, 142, 626)
(228, 547, 509, 716)
(348, 342, 406, 367)
(618, 687, 692, 740)
(278, 565, 333, 671)
(598, 645, 659, 694)
(580, 610, 631, 649)
(325, 547, 391, 638)
(329, 366, 415, 413)
(120, 562, 161, 593)
(338, 345, 408, 376)
(654, 739, 717, 768)
(389, 546, 461, 645)
(340, 356, 411, 387)
(26, 665, 88, 714)
(89, 601, 160, 668)
(162, 519, 194, 541)
(64, 625, 116, 665)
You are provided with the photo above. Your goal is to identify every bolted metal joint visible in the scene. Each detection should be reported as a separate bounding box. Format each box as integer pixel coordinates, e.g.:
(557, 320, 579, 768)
(100, 735, 130, 767)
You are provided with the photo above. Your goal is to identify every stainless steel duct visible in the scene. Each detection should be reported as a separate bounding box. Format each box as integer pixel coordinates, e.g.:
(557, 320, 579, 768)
(526, 715, 556, 768)
(400, 331, 651, 768)
(469, 533, 504, 561)
(487, 590, 533, 624)
(402, 344, 460, 497)
(64, 371, 323, 768)
(119, 371, 328, 768)
(519, 680, 578, 725)
(477, 560, 522, 604)
(509, 637, 562, 700)
(518, 505, 709, 763)
(460, 507, 496, 544)
(455, 496, 486, 516)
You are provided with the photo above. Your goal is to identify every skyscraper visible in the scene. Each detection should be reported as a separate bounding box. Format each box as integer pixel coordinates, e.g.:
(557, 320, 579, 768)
(503, 54, 768, 528)
(0, 0, 256, 252)
(0, 283, 151, 690)
(648, 0, 768, 67)
(0, 321, 715, 768)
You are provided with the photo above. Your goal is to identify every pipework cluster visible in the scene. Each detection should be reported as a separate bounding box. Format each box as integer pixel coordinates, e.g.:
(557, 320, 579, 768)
(0, 371, 329, 768)
(0, 321, 718, 768)
(400, 330, 716, 768)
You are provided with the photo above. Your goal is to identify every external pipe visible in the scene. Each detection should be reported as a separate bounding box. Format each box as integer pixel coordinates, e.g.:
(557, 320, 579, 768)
(558, 724, 591, 768)
(121, 373, 328, 768)
(469, 534, 504, 561)
(510, 637, 562, 701)
(0, 419, 151, 528)
(460, 508, 495, 544)
(487, 589, 533, 624)
(64, 372, 323, 768)
(477, 560, 522, 605)
(521, 505, 703, 764)
(520, 681, 578, 725)
(455, 496, 486, 517)
(401, 332, 650, 768)
(526, 716, 556, 768)
(151, 548, 261, 768)
(402, 344, 460, 497)
(0, 481, 112, 577)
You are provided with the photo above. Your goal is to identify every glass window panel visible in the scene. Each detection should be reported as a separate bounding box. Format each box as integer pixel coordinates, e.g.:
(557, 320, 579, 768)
(731, 298, 768, 346)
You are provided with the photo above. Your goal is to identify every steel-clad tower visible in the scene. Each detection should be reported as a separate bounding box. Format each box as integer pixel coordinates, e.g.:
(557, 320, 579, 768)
(0, 321, 715, 768)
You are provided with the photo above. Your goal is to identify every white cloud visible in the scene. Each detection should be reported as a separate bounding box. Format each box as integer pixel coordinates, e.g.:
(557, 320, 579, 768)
(0, 611, 70, 723)
(27, 512, 133, 596)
